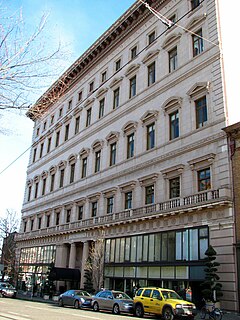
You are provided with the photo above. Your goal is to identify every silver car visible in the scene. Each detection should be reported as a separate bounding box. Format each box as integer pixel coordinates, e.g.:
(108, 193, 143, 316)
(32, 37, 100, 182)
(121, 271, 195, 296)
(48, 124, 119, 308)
(92, 290, 133, 315)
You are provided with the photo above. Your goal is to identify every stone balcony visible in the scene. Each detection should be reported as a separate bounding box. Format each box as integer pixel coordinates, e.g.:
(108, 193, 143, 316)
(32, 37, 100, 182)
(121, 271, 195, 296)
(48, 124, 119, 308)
(16, 187, 232, 241)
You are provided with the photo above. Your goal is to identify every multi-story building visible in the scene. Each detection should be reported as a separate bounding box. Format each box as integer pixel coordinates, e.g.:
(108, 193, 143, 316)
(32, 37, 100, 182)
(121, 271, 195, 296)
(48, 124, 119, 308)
(15, 0, 237, 311)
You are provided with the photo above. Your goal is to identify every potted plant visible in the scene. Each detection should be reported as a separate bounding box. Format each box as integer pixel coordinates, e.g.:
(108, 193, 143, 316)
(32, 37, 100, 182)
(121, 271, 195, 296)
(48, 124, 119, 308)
(201, 245, 223, 308)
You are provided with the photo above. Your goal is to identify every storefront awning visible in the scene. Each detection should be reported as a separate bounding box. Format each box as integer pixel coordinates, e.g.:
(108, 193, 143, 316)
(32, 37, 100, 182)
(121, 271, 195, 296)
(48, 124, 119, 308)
(49, 267, 80, 281)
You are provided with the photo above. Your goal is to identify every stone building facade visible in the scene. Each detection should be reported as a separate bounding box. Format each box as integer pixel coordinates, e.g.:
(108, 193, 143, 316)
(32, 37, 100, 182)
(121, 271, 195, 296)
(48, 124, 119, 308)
(15, 0, 237, 311)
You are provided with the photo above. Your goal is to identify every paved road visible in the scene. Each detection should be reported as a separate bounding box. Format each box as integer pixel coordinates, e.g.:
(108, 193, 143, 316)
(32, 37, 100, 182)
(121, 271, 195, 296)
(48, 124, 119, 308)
(0, 297, 239, 320)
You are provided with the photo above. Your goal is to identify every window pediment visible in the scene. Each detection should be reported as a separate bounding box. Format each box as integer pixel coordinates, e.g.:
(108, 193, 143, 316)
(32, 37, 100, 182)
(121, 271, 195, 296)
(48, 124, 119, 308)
(83, 98, 95, 108)
(161, 164, 185, 179)
(105, 131, 120, 144)
(122, 121, 138, 135)
(186, 14, 207, 31)
(41, 171, 48, 179)
(92, 139, 104, 151)
(162, 33, 181, 50)
(138, 173, 158, 186)
(102, 187, 118, 198)
(125, 64, 140, 77)
(142, 49, 160, 64)
(162, 96, 182, 114)
(118, 181, 136, 192)
(187, 82, 210, 98)
(96, 87, 108, 99)
(27, 179, 33, 186)
(73, 106, 83, 116)
(34, 175, 40, 183)
(109, 77, 123, 89)
(75, 197, 86, 205)
(87, 192, 101, 202)
(68, 154, 77, 164)
(141, 110, 159, 126)
(58, 160, 67, 169)
(188, 153, 216, 170)
(49, 165, 57, 175)
(79, 148, 90, 158)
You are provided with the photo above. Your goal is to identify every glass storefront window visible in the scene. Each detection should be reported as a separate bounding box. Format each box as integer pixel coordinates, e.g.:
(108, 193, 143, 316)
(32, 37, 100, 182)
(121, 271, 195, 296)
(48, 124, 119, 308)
(124, 266, 135, 277)
(110, 239, 115, 262)
(120, 238, 125, 262)
(149, 234, 154, 261)
(115, 267, 123, 277)
(125, 237, 130, 261)
(105, 239, 111, 263)
(149, 267, 160, 278)
(168, 232, 175, 261)
(115, 239, 120, 262)
(176, 266, 189, 279)
(130, 236, 137, 262)
(136, 267, 148, 277)
(105, 266, 114, 277)
(143, 235, 148, 261)
(183, 230, 189, 260)
(176, 232, 182, 260)
(137, 236, 143, 262)
(189, 229, 198, 260)
(161, 266, 174, 279)
(162, 233, 168, 261)
(154, 233, 161, 261)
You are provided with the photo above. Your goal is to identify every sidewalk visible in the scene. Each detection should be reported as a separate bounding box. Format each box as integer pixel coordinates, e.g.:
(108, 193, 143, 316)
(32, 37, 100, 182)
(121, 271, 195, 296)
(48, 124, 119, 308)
(16, 293, 240, 319)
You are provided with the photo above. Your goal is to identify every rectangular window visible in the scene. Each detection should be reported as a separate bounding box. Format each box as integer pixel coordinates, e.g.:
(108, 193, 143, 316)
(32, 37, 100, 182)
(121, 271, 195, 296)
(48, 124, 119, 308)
(39, 143, 44, 158)
(51, 115, 54, 124)
(89, 81, 94, 92)
(42, 178, 46, 196)
(55, 131, 60, 147)
(127, 133, 134, 158)
(27, 186, 32, 201)
(78, 206, 83, 220)
(169, 177, 180, 198)
(59, 169, 64, 188)
(34, 182, 39, 199)
(95, 150, 101, 173)
(113, 87, 120, 109)
(110, 142, 116, 166)
(33, 148, 37, 163)
(46, 215, 50, 228)
(50, 174, 55, 192)
(43, 121, 47, 130)
(130, 236, 137, 262)
(115, 59, 121, 71)
(148, 62, 156, 86)
(148, 31, 155, 45)
(107, 197, 114, 214)
(99, 98, 105, 119)
(64, 124, 69, 141)
(70, 163, 75, 183)
(198, 167, 211, 191)
(30, 220, 34, 231)
(196, 96, 207, 128)
(59, 107, 63, 118)
(75, 116, 80, 134)
(129, 75, 136, 98)
(193, 29, 204, 56)
(147, 123, 155, 150)
(125, 191, 132, 209)
(38, 217, 42, 230)
(101, 71, 107, 82)
(78, 91, 82, 101)
(56, 212, 60, 225)
(66, 209, 71, 223)
(82, 158, 87, 178)
(145, 185, 154, 204)
(47, 137, 52, 153)
(92, 202, 97, 217)
(169, 110, 179, 140)
(169, 47, 178, 72)
(86, 108, 92, 127)
(191, 0, 200, 9)
(131, 46, 137, 59)
(68, 100, 72, 110)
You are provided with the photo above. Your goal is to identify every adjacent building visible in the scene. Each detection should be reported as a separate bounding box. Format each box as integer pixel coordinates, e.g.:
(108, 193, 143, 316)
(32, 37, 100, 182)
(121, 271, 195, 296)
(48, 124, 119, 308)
(15, 0, 237, 311)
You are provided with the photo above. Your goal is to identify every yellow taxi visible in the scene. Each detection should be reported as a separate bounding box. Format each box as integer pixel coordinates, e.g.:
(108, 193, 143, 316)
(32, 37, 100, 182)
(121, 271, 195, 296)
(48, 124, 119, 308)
(133, 287, 197, 319)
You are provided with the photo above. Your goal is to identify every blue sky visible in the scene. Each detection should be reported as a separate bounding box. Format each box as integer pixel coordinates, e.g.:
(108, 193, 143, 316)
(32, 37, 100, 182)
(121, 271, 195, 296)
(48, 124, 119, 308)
(0, 0, 239, 219)
(0, 0, 135, 218)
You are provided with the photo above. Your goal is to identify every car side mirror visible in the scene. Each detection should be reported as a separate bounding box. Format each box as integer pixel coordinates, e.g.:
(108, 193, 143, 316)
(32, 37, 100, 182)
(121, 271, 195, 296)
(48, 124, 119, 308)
(107, 295, 113, 299)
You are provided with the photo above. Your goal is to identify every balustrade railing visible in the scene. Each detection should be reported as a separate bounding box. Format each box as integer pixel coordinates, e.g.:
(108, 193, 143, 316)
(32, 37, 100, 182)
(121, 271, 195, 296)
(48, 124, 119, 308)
(16, 188, 229, 240)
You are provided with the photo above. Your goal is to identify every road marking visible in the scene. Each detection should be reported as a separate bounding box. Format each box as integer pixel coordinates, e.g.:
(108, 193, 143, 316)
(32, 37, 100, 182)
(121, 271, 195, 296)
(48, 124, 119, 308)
(0, 313, 31, 320)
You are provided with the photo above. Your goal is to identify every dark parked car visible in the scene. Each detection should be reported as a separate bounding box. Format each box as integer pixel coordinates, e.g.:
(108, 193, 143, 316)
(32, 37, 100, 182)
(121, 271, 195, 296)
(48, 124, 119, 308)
(92, 290, 133, 315)
(0, 282, 17, 298)
(58, 289, 92, 309)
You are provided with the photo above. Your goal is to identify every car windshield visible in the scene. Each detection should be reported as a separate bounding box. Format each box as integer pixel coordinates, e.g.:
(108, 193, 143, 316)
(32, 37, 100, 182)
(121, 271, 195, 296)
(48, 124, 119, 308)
(113, 292, 131, 299)
(161, 290, 181, 300)
(76, 291, 91, 297)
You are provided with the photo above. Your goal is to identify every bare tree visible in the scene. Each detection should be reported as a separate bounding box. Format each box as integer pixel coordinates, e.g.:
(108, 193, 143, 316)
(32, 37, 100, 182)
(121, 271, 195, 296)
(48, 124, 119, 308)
(84, 238, 105, 292)
(0, 3, 67, 112)
(0, 209, 19, 281)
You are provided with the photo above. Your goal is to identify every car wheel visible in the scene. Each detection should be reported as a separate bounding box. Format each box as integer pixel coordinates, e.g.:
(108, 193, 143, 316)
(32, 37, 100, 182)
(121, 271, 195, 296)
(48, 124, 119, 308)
(93, 302, 99, 312)
(135, 304, 144, 318)
(74, 300, 80, 309)
(112, 303, 120, 315)
(58, 298, 64, 307)
(163, 307, 174, 320)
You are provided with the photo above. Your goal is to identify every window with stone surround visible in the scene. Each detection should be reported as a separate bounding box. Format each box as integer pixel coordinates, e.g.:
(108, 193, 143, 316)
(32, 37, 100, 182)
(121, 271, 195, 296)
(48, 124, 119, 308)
(145, 184, 154, 204)
(195, 96, 207, 128)
(129, 75, 136, 98)
(198, 167, 211, 191)
(92, 201, 98, 217)
(148, 62, 155, 86)
(169, 47, 178, 72)
(193, 29, 204, 57)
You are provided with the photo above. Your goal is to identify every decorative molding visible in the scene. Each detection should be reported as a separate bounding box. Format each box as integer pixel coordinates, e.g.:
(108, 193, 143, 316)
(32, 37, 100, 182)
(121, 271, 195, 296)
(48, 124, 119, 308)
(162, 33, 181, 50)
(188, 153, 216, 170)
(118, 181, 137, 192)
(142, 49, 160, 64)
(122, 121, 138, 135)
(185, 14, 207, 31)
(138, 173, 159, 186)
(91, 139, 104, 151)
(162, 96, 183, 114)
(125, 63, 141, 77)
(161, 164, 185, 178)
(96, 87, 108, 99)
(187, 81, 211, 98)
(79, 148, 90, 158)
(141, 110, 159, 126)
(109, 76, 124, 89)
